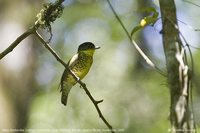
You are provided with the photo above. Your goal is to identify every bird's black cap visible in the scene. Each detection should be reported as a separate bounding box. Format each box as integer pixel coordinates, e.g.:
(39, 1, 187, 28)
(78, 42, 100, 51)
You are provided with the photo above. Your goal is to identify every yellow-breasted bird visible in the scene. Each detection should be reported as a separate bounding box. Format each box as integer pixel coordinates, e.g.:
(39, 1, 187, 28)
(60, 42, 100, 106)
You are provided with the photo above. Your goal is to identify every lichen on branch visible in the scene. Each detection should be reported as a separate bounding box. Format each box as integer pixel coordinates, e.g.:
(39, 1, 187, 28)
(35, 2, 64, 28)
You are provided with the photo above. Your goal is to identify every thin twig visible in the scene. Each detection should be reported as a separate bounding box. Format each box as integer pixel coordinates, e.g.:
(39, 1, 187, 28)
(0, 26, 37, 60)
(106, 0, 166, 76)
(182, 0, 200, 7)
(0, 0, 65, 60)
(177, 19, 200, 31)
(75, 81, 114, 133)
(0, 0, 114, 131)
(35, 31, 115, 133)
(35, 31, 68, 67)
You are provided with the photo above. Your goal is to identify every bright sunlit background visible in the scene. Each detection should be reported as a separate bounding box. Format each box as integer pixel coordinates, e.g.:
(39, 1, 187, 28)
(0, 0, 200, 133)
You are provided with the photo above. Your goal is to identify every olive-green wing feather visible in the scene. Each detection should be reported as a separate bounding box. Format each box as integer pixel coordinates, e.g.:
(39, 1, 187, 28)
(60, 53, 79, 106)
(60, 54, 79, 90)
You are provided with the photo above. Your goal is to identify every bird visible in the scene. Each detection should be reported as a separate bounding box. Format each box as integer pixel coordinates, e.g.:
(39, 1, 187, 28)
(60, 42, 100, 106)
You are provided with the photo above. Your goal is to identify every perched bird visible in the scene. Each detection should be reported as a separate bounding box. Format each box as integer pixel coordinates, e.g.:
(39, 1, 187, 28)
(60, 42, 100, 106)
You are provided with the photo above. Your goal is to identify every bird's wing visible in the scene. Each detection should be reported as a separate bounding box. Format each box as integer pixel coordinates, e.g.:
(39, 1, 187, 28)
(59, 53, 80, 105)
(60, 53, 79, 91)
(68, 53, 79, 68)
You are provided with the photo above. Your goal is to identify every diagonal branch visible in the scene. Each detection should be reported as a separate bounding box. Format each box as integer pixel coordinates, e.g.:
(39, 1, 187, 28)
(0, 0, 65, 60)
(35, 31, 115, 133)
(182, 0, 200, 7)
(0, 0, 114, 131)
(0, 26, 38, 60)
(106, 0, 165, 76)
(74, 80, 114, 133)
(35, 31, 68, 68)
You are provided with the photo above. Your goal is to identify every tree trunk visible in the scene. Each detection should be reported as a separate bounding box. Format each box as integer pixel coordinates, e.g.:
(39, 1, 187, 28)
(159, 0, 196, 132)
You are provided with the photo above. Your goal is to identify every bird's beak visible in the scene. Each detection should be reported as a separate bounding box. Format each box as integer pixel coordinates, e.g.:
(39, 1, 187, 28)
(95, 46, 100, 49)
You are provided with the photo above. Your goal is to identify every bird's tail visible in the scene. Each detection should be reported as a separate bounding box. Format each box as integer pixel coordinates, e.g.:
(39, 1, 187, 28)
(61, 85, 72, 106)
(61, 92, 69, 106)
(60, 69, 74, 106)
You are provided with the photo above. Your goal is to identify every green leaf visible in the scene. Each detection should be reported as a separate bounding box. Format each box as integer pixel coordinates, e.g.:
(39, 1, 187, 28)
(131, 7, 159, 36)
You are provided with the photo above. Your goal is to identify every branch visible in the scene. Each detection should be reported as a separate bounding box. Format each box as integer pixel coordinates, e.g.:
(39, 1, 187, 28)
(0, 0, 114, 131)
(74, 79, 114, 133)
(0, 26, 37, 60)
(182, 0, 200, 7)
(35, 31, 115, 133)
(35, 31, 68, 68)
(0, 0, 65, 60)
(106, 0, 166, 76)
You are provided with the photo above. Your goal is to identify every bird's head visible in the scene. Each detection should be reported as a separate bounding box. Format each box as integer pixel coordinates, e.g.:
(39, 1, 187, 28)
(78, 42, 100, 55)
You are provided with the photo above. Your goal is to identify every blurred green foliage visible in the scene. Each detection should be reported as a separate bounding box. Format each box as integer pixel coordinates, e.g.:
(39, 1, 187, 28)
(0, 0, 200, 133)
